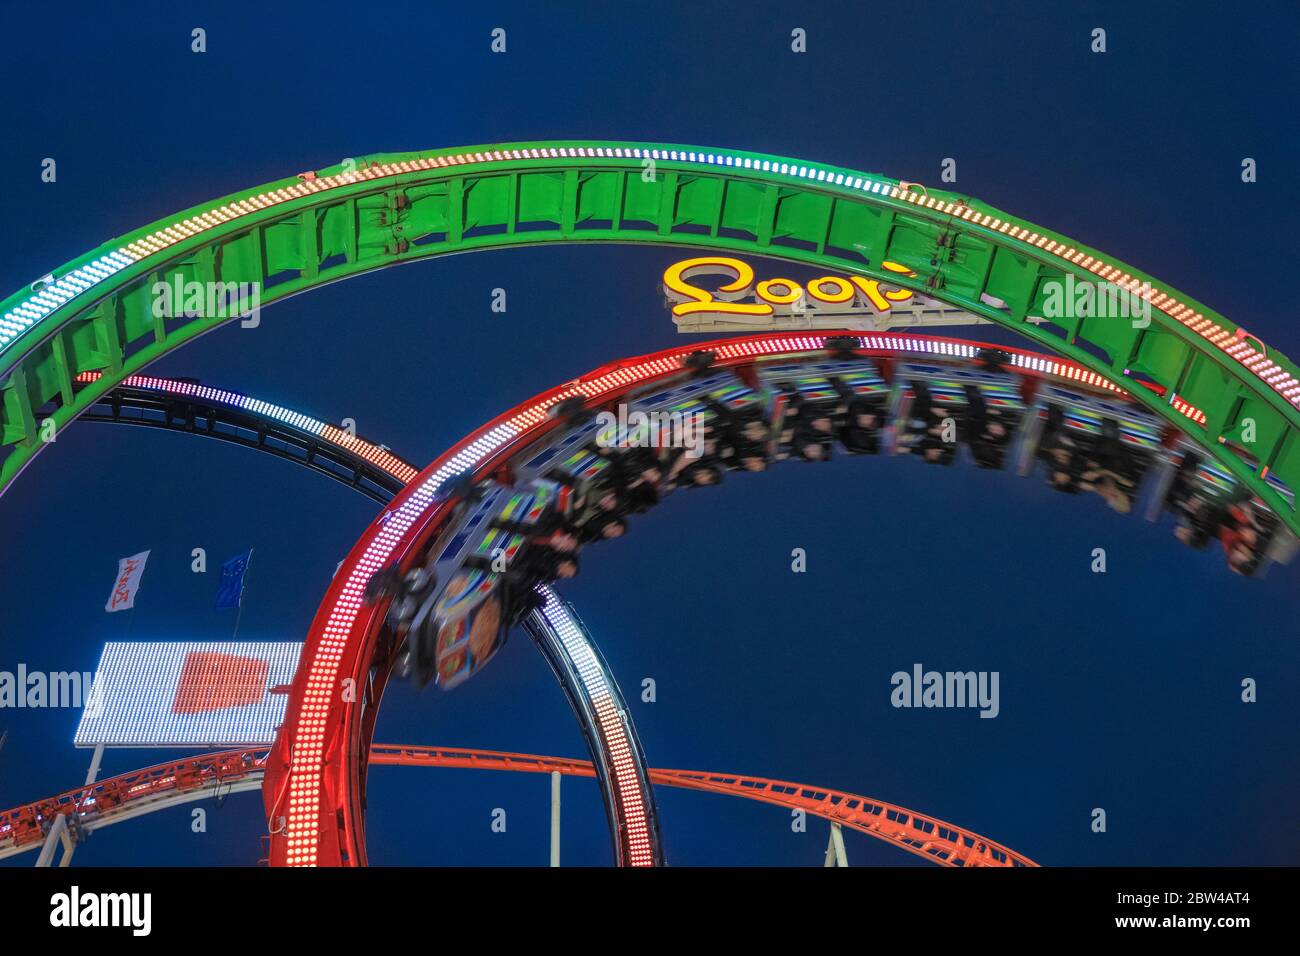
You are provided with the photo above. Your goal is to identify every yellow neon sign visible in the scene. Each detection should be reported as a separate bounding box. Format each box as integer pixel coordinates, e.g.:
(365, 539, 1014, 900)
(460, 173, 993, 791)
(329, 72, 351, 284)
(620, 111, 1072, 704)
(662, 256, 918, 319)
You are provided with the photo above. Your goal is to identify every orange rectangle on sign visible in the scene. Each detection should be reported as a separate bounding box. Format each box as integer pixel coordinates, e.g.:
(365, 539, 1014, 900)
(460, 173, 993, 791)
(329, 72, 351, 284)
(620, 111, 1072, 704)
(172, 651, 269, 714)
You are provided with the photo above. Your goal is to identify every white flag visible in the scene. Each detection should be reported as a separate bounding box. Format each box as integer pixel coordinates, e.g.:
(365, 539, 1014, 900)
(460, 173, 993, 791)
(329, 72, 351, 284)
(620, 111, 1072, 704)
(105, 550, 150, 613)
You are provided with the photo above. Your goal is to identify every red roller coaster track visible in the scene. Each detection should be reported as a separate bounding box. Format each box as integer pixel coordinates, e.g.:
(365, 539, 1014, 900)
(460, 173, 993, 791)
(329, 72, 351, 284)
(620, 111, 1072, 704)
(0, 745, 1033, 867)
(264, 331, 1193, 867)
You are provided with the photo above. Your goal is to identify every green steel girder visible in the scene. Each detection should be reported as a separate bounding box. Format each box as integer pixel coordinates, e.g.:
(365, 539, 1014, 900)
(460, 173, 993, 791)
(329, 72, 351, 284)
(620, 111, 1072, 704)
(2, 141, 1298, 533)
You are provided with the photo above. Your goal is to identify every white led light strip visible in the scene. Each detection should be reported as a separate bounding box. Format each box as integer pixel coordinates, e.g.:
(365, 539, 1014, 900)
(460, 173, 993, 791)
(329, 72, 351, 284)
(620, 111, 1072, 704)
(1004, 351, 1124, 394)
(0, 252, 134, 350)
(533, 585, 654, 866)
(76, 371, 420, 484)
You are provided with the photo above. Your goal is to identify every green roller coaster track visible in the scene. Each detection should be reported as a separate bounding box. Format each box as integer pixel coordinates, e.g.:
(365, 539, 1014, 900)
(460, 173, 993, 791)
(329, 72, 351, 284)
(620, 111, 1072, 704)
(3, 141, 1299, 533)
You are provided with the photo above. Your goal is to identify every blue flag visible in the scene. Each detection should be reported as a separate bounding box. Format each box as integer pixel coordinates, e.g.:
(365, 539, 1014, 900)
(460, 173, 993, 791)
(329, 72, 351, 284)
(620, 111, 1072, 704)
(215, 550, 253, 610)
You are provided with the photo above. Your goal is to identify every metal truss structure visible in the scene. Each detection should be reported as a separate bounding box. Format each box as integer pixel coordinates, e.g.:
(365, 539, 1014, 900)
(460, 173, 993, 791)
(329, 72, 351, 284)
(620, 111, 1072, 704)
(75, 371, 416, 502)
(2, 142, 1297, 530)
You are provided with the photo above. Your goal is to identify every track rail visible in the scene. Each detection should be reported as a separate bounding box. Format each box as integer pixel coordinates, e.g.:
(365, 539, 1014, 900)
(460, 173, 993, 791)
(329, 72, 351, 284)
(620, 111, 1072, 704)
(62, 372, 663, 866)
(0, 745, 1033, 867)
(59, 347, 1241, 866)
(525, 586, 661, 865)
(265, 330, 1245, 867)
(75, 371, 415, 501)
(1, 141, 1296, 529)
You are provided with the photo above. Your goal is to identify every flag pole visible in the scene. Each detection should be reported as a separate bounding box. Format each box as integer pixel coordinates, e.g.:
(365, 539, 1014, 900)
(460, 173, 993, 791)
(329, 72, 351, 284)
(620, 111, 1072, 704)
(231, 548, 255, 641)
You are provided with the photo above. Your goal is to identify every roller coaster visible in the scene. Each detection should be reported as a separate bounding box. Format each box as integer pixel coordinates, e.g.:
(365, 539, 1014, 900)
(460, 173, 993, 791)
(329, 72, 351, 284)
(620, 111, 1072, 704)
(1, 141, 1294, 868)
(0, 745, 1033, 868)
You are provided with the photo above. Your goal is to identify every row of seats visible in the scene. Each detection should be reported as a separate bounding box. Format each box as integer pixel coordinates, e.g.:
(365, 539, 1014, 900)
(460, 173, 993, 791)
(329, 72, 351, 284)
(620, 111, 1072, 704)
(377, 354, 1289, 686)
(896, 379, 1022, 469)
(1035, 403, 1151, 515)
(1164, 452, 1282, 576)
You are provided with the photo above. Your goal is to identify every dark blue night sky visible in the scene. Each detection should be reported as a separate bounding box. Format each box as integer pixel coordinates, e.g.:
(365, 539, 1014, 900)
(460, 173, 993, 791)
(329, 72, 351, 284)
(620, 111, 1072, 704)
(1, 0, 1297, 867)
